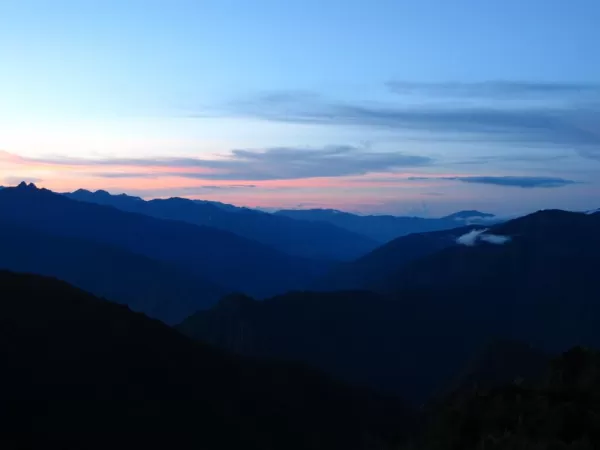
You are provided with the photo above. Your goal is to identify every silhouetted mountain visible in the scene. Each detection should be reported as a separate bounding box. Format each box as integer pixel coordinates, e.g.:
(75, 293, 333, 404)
(180, 209, 600, 405)
(0, 184, 331, 298)
(179, 289, 490, 404)
(0, 220, 223, 324)
(178, 290, 429, 400)
(275, 208, 498, 242)
(384, 209, 600, 348)
(193, 198, 250, 212)
(441, 210, 495, 221)
(414, 346, 600, 449)
(0, 271, 413, 450)
(66, 189, 377, 260)
(314, 225, 484, 291)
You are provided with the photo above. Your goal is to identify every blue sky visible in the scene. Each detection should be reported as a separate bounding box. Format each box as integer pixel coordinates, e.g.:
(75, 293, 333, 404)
(1, 0, 599, 216)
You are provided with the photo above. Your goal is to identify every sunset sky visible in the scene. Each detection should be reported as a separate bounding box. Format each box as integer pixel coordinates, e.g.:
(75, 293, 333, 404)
(1, 0, 599, 216)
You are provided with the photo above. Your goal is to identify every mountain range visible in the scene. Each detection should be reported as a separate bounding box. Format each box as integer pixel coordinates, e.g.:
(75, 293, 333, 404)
(275, 208, 498, 242)
(4, 268, 598, 449)
(312, 224, 485, 291)
(2, 180, 600, 447)
(65, 189, 500, 251)
(0, 183, 330, 301)
(66, 189, 378, 260)
(179, 209, 600, 404)
(0, 220, 223, 324)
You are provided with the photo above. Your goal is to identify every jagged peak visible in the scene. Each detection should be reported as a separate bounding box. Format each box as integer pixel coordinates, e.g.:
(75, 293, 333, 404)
(16, 181, 38, 190)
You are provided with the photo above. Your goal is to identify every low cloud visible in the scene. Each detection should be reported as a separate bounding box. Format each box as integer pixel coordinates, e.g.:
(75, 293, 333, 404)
(456, 229, 487, 246)
(456, 228, 511, 246)
(409, 175, 578, 188)
(479, 234, 511, 245)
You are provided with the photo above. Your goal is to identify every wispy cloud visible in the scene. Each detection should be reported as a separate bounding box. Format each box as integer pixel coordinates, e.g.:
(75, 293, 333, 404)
(199, 184, 256, 189)
(226, 86, 600, 160)
(386, 80, 600, 98)
(456, 228, 486, 246)
(456, 228, 511, 246)
(479, 234, 511, 245)
(19, 145, 433, 181)
(408, 175, 579, 188)
(124, 185, 257, 198)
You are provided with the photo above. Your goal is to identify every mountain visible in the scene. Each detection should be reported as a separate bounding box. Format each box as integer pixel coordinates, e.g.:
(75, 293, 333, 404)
(441, 210, 495, 221)
(0, 183, 330, 298)
(179, 289, 489, 404)
(0, 270, 413, 450)
(313, 225, 484, 291)
(193, 198, 251, 212)
(66, 189, 378, 260)
(178, 290, 429, 400)
(384, 209, 600, 349)
(180, 209, 600, 405)
(0, 220, 223, 324)
(274, 208, 498, 242)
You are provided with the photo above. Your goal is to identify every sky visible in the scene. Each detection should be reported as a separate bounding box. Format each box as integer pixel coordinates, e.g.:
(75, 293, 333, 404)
(1, 0, 599, 216)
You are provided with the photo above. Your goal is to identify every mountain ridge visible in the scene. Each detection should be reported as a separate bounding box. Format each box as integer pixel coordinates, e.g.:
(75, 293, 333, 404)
(313, 224, 485, 292)
(66, 188, 378, 260)
(0, 220, 223, 324)
(275, 207, 499, 242)
(180, 208, 600, 404)
(0, 270, 413, 450)
(0, 184, 331, 298)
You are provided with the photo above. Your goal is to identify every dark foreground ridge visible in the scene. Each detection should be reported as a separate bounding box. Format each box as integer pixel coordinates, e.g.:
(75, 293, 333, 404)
(412, 346, 600, 449)
(0, 271, 413, 450)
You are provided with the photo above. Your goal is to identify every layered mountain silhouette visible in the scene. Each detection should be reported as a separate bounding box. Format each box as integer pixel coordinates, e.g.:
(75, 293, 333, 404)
(313, 225, 485, 291)
(178, 290, 424, 399)
(180, 209, 600, 404)
(66, 189, 378, 260)
(0, 270, 413, 450)
(383, 209, 600, 348)
(0, 183, 331, 298)
(0, 220, 223, 324)
(275, 208, 498, 242)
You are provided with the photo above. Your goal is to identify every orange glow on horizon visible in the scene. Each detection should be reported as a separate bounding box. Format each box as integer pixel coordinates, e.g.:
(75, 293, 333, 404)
(0, 149, 479, 211)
